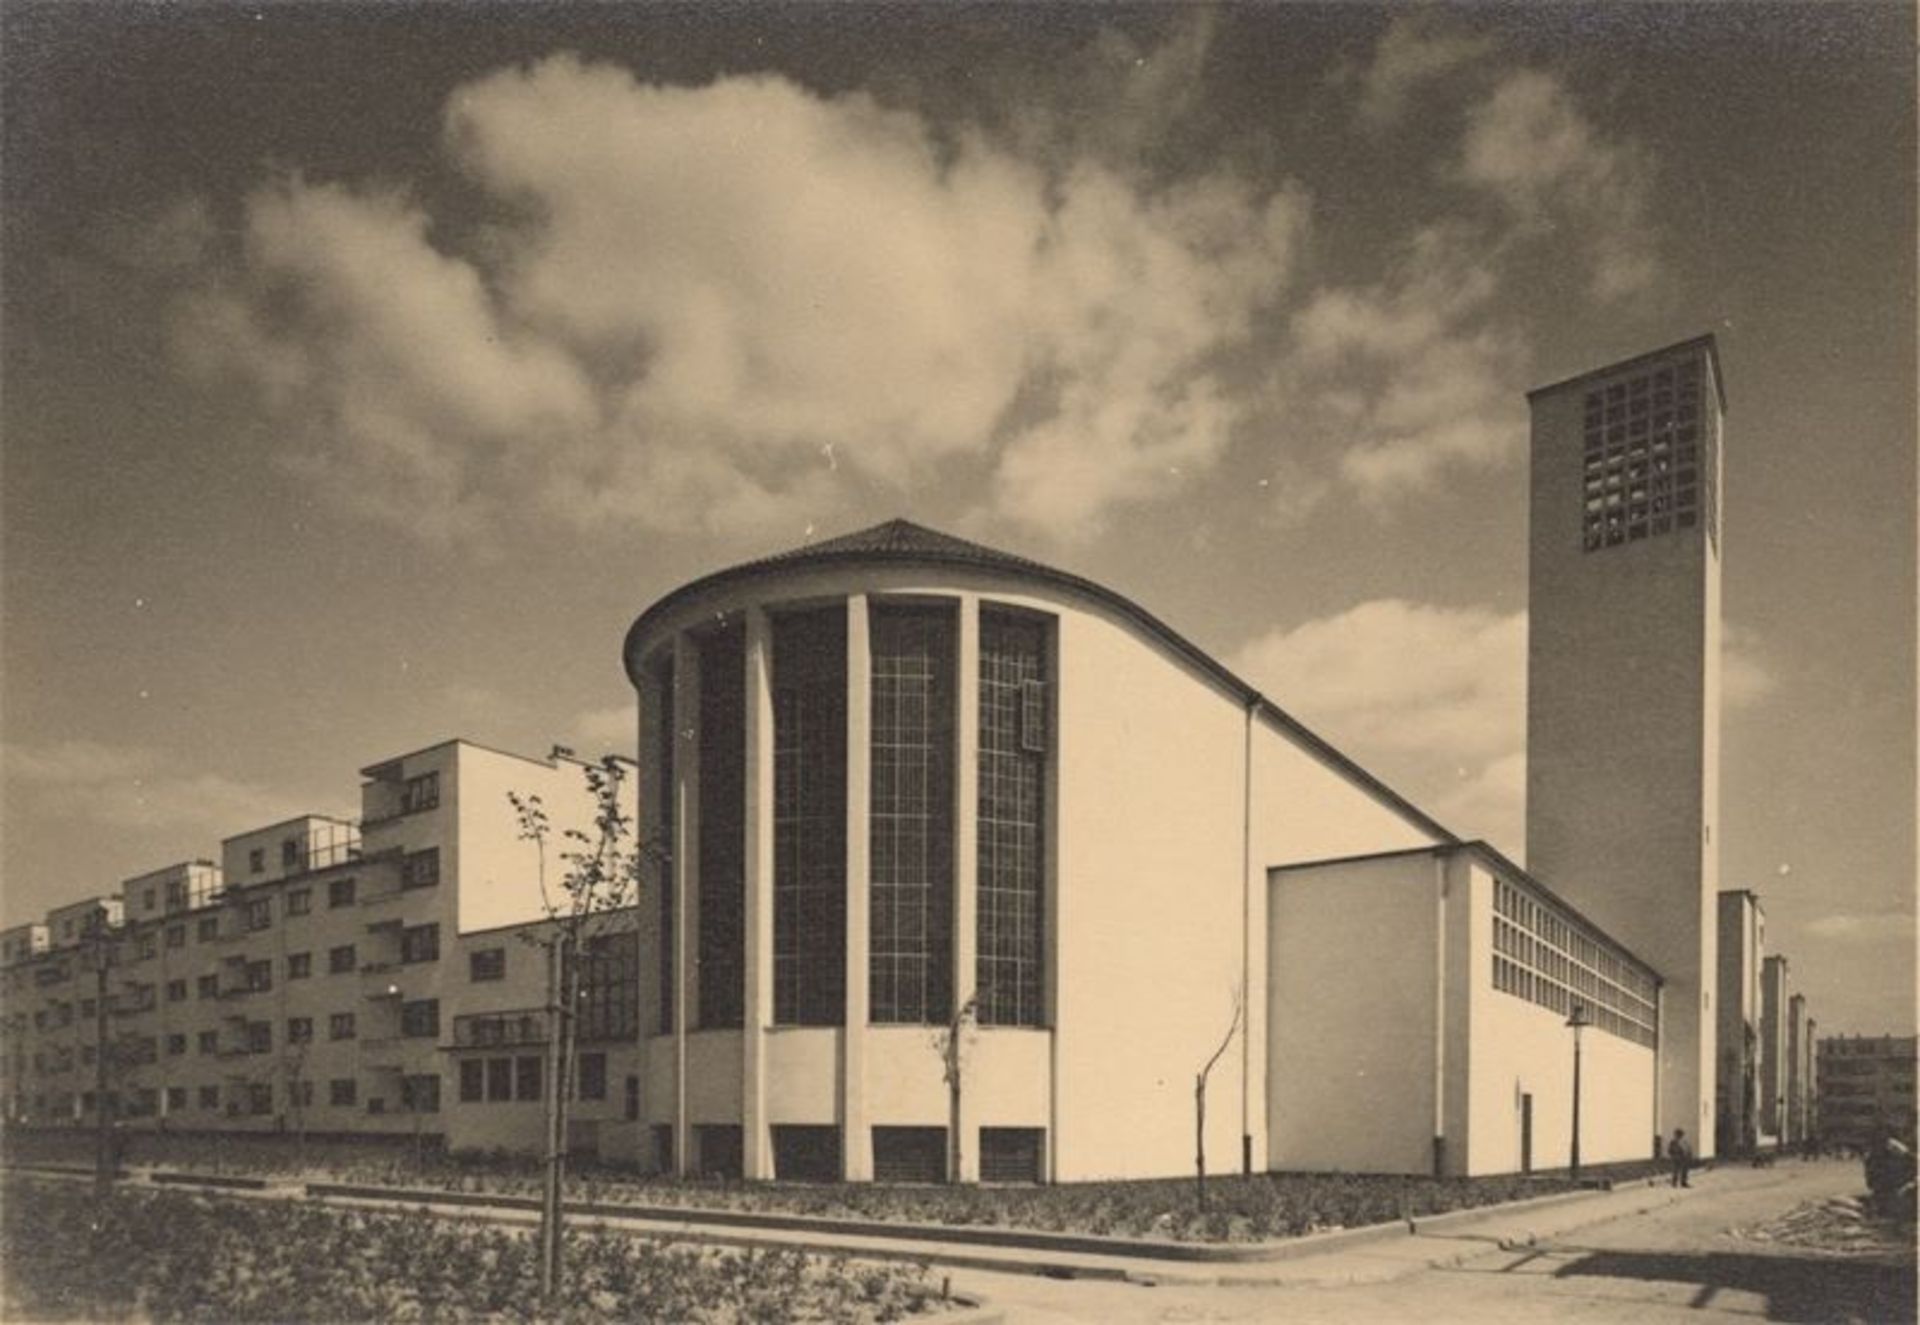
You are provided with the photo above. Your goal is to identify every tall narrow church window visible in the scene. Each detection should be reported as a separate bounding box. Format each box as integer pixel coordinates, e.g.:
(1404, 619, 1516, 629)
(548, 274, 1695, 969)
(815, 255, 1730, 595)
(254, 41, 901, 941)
(772, 607, 847, 1025)
(869, 604, 954, 1024)
(697, 627, 745, 1028)
(978, 611, 1047, 1027)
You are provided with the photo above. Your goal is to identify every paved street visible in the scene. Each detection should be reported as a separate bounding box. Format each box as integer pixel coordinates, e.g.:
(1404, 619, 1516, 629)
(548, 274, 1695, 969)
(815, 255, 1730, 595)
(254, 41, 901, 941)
(952, 1160, 1914, 1324)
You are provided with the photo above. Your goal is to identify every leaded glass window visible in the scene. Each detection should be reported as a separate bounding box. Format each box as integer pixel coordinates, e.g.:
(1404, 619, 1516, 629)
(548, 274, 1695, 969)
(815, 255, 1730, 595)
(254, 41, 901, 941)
(773, 607, 847, 1026)
(978, 611, 1046, 1027)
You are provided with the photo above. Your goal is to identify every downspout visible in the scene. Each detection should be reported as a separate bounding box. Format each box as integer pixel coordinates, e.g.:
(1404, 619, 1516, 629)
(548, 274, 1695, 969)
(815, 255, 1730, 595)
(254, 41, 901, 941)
(1241, 695, 1256, 1175)
(1432, 856, 1448, 1177)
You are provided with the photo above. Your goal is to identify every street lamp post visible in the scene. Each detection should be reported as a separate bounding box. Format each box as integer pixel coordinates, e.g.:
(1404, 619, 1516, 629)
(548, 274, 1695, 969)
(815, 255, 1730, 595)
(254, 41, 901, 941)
(1567, 1003, 1591, 1182)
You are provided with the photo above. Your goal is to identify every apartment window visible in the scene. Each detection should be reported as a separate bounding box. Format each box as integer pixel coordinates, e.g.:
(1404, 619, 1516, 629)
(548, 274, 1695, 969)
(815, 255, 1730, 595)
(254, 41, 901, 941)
(329, 944, 356, 974)
(401, 771, 440, 815)
(196, 974, 219, 1000)
(244, 1021, 271, 1054)
(401, 850, 440, 891)
(515, 1055, 542, 1102)
(166, 978, 187, 1003)
(249, 848, 266, 874)
(329, 1012, 356, 1041)
(135, 933, 157, 961)
(246, 1083, 273, 1115)
(245, 959, 272, 993)
(399, 923, 439, 964)
(198, 1085, 220, 1109)
(577, 1051, 607, 1101)
(977, 611, 1047, 1027)
(401, 1073, 440, 1113)
(626, 1075, 640, 1122)
(460, 1059, 484, 1103)
(328, 877, 356, 908)
(288, 1016, 313, 1044)
(869, 603, 955, 1025)
(197, 1030, 218, 1055)
(330, 1078, 357, 1107)
(142, 888, 156, 910)
(245, 897, 271, 932)
(197, 917, 219, 943)
(165, 924, 184, 949)
(281, 838, 300, 870)
(469, 947, 506, 982)
(165, 1086, 187, 1112)
(772, 605, 847, 1026)
(288, 952, 311, 980)
(166, 1033, 187, 1056)
(286, 889, 311, 917)
(486, 1057, 513, 1102)
(400, 998, 440, 1039)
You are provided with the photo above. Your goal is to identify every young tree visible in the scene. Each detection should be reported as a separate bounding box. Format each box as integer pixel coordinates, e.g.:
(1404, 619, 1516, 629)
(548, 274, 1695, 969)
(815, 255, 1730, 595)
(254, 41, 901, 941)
(929, 993, 981, 1183)
(510, 756, 645, 1303)
(1194, 984, 1244, 1212)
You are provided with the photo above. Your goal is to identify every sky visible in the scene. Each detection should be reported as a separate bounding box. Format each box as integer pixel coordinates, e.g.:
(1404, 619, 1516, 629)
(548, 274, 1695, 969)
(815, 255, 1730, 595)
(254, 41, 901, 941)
(3, 3, 1913, 1035)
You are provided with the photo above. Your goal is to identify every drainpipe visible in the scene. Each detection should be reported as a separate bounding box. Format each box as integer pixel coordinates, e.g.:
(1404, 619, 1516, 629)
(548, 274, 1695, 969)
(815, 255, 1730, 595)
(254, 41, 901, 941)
(1241, 695, 1256, 1175)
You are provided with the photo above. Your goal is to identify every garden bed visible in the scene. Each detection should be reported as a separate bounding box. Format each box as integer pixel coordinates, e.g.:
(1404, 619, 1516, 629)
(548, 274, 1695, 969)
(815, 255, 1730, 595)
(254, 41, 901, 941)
(1, 1177, 942, 1323)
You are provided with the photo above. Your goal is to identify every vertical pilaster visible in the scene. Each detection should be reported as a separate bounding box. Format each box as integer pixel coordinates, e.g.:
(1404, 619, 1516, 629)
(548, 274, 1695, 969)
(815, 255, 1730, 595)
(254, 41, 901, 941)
(953, 594, 981, 1182)
(670, 632, 700, 1177)
(842, 594, 873, 1180)
(741, 608, 775, 1180)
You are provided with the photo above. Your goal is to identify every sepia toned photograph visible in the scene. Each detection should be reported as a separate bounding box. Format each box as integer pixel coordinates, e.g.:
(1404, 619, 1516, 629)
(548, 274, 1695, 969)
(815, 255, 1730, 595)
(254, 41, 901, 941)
(1, 3, 1913, 1320)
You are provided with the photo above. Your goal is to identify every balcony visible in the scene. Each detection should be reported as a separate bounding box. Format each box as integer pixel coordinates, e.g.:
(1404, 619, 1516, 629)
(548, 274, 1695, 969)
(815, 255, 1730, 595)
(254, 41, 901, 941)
(451, 1008, 550, 1050)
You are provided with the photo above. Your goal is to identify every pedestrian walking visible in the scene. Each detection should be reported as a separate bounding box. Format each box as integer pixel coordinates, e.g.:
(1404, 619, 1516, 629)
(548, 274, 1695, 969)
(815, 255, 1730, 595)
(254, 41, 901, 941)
(1667, 1127, 1693, 1188)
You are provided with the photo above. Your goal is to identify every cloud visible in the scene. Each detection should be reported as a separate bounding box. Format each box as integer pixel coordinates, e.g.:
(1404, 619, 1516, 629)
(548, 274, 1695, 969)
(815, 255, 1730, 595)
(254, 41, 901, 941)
(1282, 225, 1527, 502)
(1806, 911, 1917, 943)
(1232, 600, 1527, 851)
(167, 45, 1306, 547)
(1456, 69, 1658, 300)
(1345, 12, 1495, 130)
(4, 741, 322, 836)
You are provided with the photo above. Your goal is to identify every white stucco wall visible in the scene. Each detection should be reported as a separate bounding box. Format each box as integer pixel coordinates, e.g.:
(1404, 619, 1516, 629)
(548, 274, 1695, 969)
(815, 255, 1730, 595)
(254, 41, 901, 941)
(1267, 854, 1441, 1174)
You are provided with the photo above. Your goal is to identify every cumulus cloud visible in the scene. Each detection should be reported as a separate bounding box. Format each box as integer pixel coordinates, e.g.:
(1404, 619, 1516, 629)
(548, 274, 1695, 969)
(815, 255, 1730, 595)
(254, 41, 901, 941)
(1232, 599, 1527, 851)
(166, 43, 1305, 546)
(4, 741, 323, 835)
(1283, 226, 1527, 501)
(1344, 12, 1495, 130)
(1457, 69, 1657, 300)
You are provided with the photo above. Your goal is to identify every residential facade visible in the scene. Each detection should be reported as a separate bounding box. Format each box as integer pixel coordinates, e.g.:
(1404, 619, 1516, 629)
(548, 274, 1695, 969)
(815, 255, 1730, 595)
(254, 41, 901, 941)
(1817, 1035, 1917, 1149)
(1714, 889, 1765, 1154)
(0, 741, 637, 1160)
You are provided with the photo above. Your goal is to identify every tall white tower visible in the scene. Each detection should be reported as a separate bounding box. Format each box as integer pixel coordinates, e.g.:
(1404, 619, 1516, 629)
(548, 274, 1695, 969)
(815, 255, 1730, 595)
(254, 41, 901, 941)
(1526, 335, 1725, 1158)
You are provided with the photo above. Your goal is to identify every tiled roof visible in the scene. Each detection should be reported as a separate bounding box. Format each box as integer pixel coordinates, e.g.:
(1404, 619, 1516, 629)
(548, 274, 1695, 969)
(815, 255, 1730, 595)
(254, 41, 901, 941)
(746, 518, 1054, 573)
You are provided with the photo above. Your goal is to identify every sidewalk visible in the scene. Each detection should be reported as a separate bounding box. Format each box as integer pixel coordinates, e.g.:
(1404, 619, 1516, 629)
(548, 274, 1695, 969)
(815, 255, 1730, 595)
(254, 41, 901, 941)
(6, 1159, 1695, 1290)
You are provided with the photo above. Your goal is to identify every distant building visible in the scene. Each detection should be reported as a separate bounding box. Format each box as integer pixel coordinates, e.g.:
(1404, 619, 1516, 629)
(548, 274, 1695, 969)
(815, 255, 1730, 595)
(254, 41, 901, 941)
(1715, 890, 1764, 1153)
(1526, 336, 1727, 1157)
(1818, 1035, 1918, 1149)
(1759, 955, 1791, 1143)
(1786, 993, 1808, 1144)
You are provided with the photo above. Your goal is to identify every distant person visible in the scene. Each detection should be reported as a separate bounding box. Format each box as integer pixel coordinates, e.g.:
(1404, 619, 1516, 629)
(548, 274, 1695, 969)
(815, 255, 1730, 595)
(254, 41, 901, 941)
(1667, 1128, 1694, 1188)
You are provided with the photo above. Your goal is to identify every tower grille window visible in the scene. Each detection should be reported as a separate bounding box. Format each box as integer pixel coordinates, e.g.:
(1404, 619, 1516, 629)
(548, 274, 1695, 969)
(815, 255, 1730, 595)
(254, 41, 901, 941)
(772, 606, 848, 1026)
(1581, 356, 1718, 553)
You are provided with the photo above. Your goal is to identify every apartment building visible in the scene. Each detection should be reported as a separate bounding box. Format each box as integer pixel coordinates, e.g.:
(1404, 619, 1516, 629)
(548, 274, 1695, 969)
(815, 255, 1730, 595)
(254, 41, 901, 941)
(1817, 1035, 1917, 1149)
(0, 740, 638, 1161)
